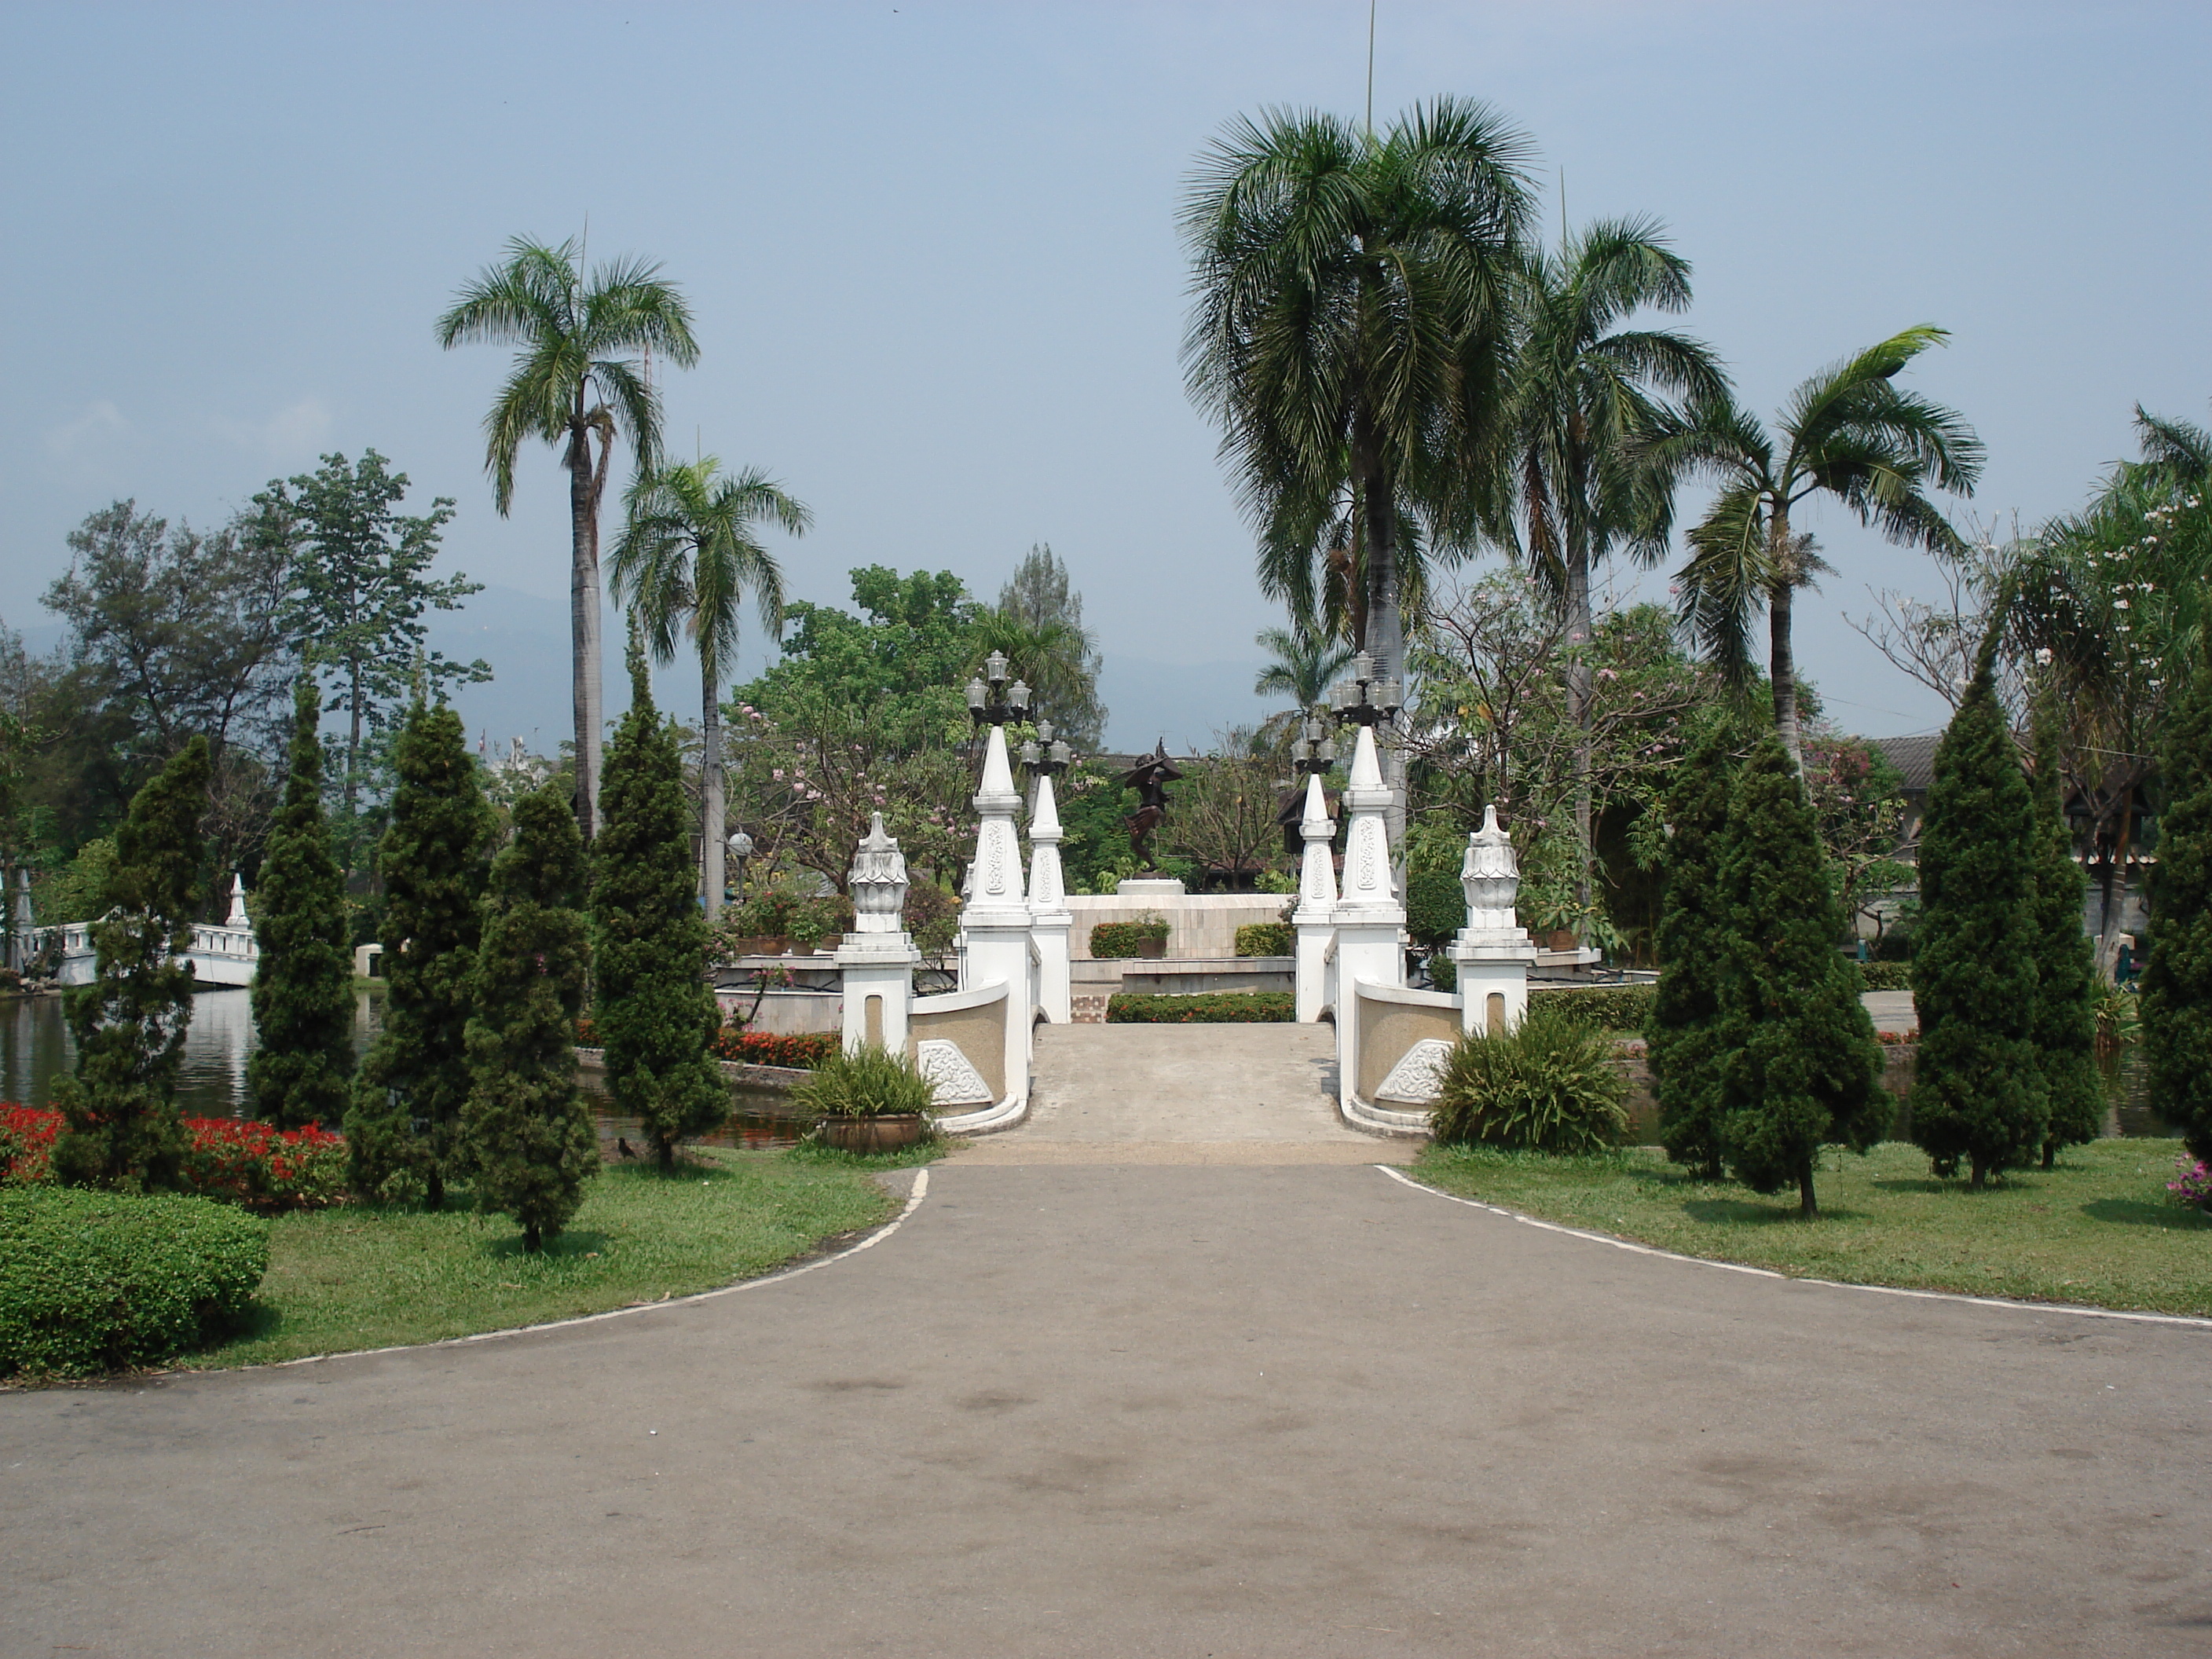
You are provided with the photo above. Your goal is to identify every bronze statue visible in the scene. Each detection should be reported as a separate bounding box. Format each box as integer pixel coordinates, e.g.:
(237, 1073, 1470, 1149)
(1119, 741, 1184, 870)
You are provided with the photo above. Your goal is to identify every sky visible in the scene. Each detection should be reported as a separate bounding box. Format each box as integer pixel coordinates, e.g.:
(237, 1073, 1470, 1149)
(6, 1, 2209, 753)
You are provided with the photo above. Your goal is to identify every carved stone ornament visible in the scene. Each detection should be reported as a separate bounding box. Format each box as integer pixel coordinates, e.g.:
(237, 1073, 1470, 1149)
(915, 1038, 992, 1107)
(848, 812, 910, 934)
(1375, 1038, 1454, 1104)
(1459, 805, 1521, 934)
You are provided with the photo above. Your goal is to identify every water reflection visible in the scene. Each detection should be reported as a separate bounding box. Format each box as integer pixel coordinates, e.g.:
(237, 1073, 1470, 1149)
(0, 987, 807, 1150)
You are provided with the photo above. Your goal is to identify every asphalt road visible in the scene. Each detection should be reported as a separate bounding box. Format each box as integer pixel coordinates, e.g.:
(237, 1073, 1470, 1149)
(4, 1159, 2207, 1657)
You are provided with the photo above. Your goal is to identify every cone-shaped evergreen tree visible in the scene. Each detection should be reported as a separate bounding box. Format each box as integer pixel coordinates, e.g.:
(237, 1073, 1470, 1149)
(346, 699, 493, 1205)
(2026, 687, 2104, 1166)
(593, 644, 727, 1170)
(1650, 729, 1738, 1178)
(462, 780, 597, 1250)
(2142, 642, 2212, 1163)
(1712, 737, 1887, 1217)
(1910, 663, 2047, 1186)
(247, 679, 355, 1128)
(51, 736, 211, 1191)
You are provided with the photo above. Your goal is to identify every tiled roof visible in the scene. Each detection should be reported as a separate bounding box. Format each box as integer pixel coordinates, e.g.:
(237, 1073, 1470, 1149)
(1862, 734, 1939, 794)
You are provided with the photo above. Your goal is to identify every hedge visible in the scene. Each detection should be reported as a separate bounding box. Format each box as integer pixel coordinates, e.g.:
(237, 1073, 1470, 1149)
(711, 1029, 838, 1069)
(1527, 985, 1657, 1034)
(1108, 991, 1293, 1024)
(0, 1187, 269, 1377)
(1091, 920, 1170, 958)
(1235, 922, 1295, 957)
(1859, 961, 1912, 992)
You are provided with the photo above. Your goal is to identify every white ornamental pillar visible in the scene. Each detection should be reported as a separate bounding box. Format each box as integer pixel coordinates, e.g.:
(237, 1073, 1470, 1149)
(226, 872, 249, 928)
(959, 724, 1034, 1106)
(1449, 805, 1538, 1037)
(1333, 723, 1407, 1109)
(837, 813, 921, 1055)
(1291, 772, 1338, 1022)
(1027, 772, 1072, 1025)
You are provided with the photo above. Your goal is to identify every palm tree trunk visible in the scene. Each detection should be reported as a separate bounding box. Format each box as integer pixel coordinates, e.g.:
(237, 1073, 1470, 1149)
(1566, 529, 1595, 925)
(1355, 423, 1407, 847)
(569, 450, 604, 841)
(701, 654, 725, 922)
(1769, 509, 1802, 772)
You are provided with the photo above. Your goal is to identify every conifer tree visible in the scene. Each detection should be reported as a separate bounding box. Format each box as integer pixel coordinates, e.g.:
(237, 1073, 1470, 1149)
(247, 679, 355, 1128)
(2026, 687, 2104, 1166)
(462, 781, 597, 1250)
(1712, 737, 1887, 1217)
(1650, 729, 1738, 1178)
(2142, 643, 2212, 1163)
(51, 737, 211, 1190)
(346, 699, 493, 1205)
(593, 646, 727, 1170)
(1910, 664, 2047, 1186)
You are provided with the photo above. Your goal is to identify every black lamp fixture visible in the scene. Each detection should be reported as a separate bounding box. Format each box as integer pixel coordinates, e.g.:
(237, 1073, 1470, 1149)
(965, 650, 1031, 729)
(1019, 717, 1074, 778)
(1328, 651, 1404, 730)
(1290, 712, 1337, 777)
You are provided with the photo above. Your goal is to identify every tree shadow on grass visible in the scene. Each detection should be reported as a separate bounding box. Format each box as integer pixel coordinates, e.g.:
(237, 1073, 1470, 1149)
(2079, 1198, 2212, 1231)
(1679, 1198, 1870, 1226)
(482, 1229, 612, 1262)
(1870, 1175, 2042, 1196)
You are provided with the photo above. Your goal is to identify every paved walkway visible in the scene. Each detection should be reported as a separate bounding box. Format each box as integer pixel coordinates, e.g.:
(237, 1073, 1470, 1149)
(5, 1156, 2207, 1656)
(956, 1022, 1400, 1165)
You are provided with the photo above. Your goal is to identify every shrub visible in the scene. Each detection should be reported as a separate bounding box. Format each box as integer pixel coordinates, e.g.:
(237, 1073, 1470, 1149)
(793, 1043, 936, 1119)
(1235, 922, 1295, 957)
(1404, 866, 1466, 949)
(1429, 1006, 1628, 1155)
(712, 1028, 839, 1069)
(1, 1103, 60, 1185)
(0, 1187, 269, 1377)
(1090, 917, 1169, 958)
(1426, 954, 1458, 992)
(175, 1117, 348, 1213)
(1529, 985, 1655, 1034)
(1107, 991, 1293, 1023)
(1858, 961, 1912, 992)
(2168, 1155, 2212, 1211)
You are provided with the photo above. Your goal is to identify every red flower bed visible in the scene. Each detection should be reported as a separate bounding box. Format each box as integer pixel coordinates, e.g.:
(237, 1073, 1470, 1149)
(711, 1027, 837, 1069)
(0, 1103, 59, 1185)
(0, 1104, 346, 1212)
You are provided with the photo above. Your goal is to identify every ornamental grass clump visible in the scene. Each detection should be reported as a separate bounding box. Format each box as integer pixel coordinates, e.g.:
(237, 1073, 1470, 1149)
(1429, 1006, 1628, 1155)
(793, 1044, 936, 1120)
(0, 1187, 268, 1377)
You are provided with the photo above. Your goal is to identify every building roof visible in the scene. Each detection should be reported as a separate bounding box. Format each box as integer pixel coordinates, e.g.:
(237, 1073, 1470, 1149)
(1862, 734, 1939, 794)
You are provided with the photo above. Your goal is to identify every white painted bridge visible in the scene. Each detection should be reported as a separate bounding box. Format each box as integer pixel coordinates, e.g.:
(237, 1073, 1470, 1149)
(38, 873, 259, 989)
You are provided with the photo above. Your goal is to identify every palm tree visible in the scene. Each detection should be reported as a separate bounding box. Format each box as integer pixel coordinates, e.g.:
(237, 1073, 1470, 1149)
(1657, 326, 1983, 768)
(1503, 217, 1728, 903)
(1181, 99, 1537, 835)
(610, 458, 808, 920)
(437, 236, 700, 838)
(1254, 620, 1357, 710)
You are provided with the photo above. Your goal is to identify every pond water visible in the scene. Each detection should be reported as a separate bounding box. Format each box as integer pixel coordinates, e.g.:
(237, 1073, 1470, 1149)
(0, 988, 808, 1151)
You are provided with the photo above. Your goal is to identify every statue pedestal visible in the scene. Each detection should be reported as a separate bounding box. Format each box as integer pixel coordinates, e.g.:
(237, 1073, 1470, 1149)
(1115, 877, 1186, 899)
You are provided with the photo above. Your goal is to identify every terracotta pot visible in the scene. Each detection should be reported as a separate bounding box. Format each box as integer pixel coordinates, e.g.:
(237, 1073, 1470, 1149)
(818, 1114, 929, 1152)
(1546, 929, 1579, 952)
(1135, 938, 1166, 959)
(724, 936, 789, 958)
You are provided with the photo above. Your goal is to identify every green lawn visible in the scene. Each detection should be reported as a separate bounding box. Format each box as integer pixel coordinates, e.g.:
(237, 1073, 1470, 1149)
(196, 1145, 921, 1368)
(1412, 1137, 2212, 1317)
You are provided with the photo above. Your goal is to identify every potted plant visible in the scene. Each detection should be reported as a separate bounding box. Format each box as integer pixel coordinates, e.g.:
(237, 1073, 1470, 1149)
(793, 1042, 938, 1152)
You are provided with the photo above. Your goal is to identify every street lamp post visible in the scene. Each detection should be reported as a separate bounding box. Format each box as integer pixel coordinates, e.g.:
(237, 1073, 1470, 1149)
(726, 829, 754, 904)
(1327, 651, 1404, 732)
(965, 650, 1031, 732)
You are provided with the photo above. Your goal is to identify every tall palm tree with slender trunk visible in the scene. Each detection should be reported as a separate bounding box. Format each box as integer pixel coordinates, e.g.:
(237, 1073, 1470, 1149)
(1181, 99, 1536, 839)
(438, 236, 699, 839)
(610, 458, 808, 920)
(1655, 326, 1983, 769)
(1503, 217, 1727, 908)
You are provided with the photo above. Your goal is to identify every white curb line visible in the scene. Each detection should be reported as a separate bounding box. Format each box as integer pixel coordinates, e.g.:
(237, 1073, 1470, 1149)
(1373, 1163, 2212, 1331)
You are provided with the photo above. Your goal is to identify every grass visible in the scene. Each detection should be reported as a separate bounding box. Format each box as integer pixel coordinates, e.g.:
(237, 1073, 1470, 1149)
(190, 1144, 933, 1369)
(1412, 1137, 2212, 1317)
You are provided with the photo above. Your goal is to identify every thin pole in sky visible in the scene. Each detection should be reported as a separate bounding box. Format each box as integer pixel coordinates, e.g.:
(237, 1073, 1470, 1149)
(1365, 0, 1377, 135)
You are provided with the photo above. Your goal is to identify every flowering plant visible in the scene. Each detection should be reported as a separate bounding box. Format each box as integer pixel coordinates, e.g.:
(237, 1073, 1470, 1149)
(0, 1104, 346, 1212)
(0, 1103, 60, 1185)
(712, 1028, 837, 1069)
(2167, 1155, 2212, 1211)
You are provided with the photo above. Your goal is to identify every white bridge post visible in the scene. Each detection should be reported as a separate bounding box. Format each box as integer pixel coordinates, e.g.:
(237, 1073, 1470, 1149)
(1449, 805, 1536, 1037)
(837, 813, 919, 1055)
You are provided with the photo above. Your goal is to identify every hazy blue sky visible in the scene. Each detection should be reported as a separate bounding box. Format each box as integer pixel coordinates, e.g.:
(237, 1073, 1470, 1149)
(7, 2, 2208, 750)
